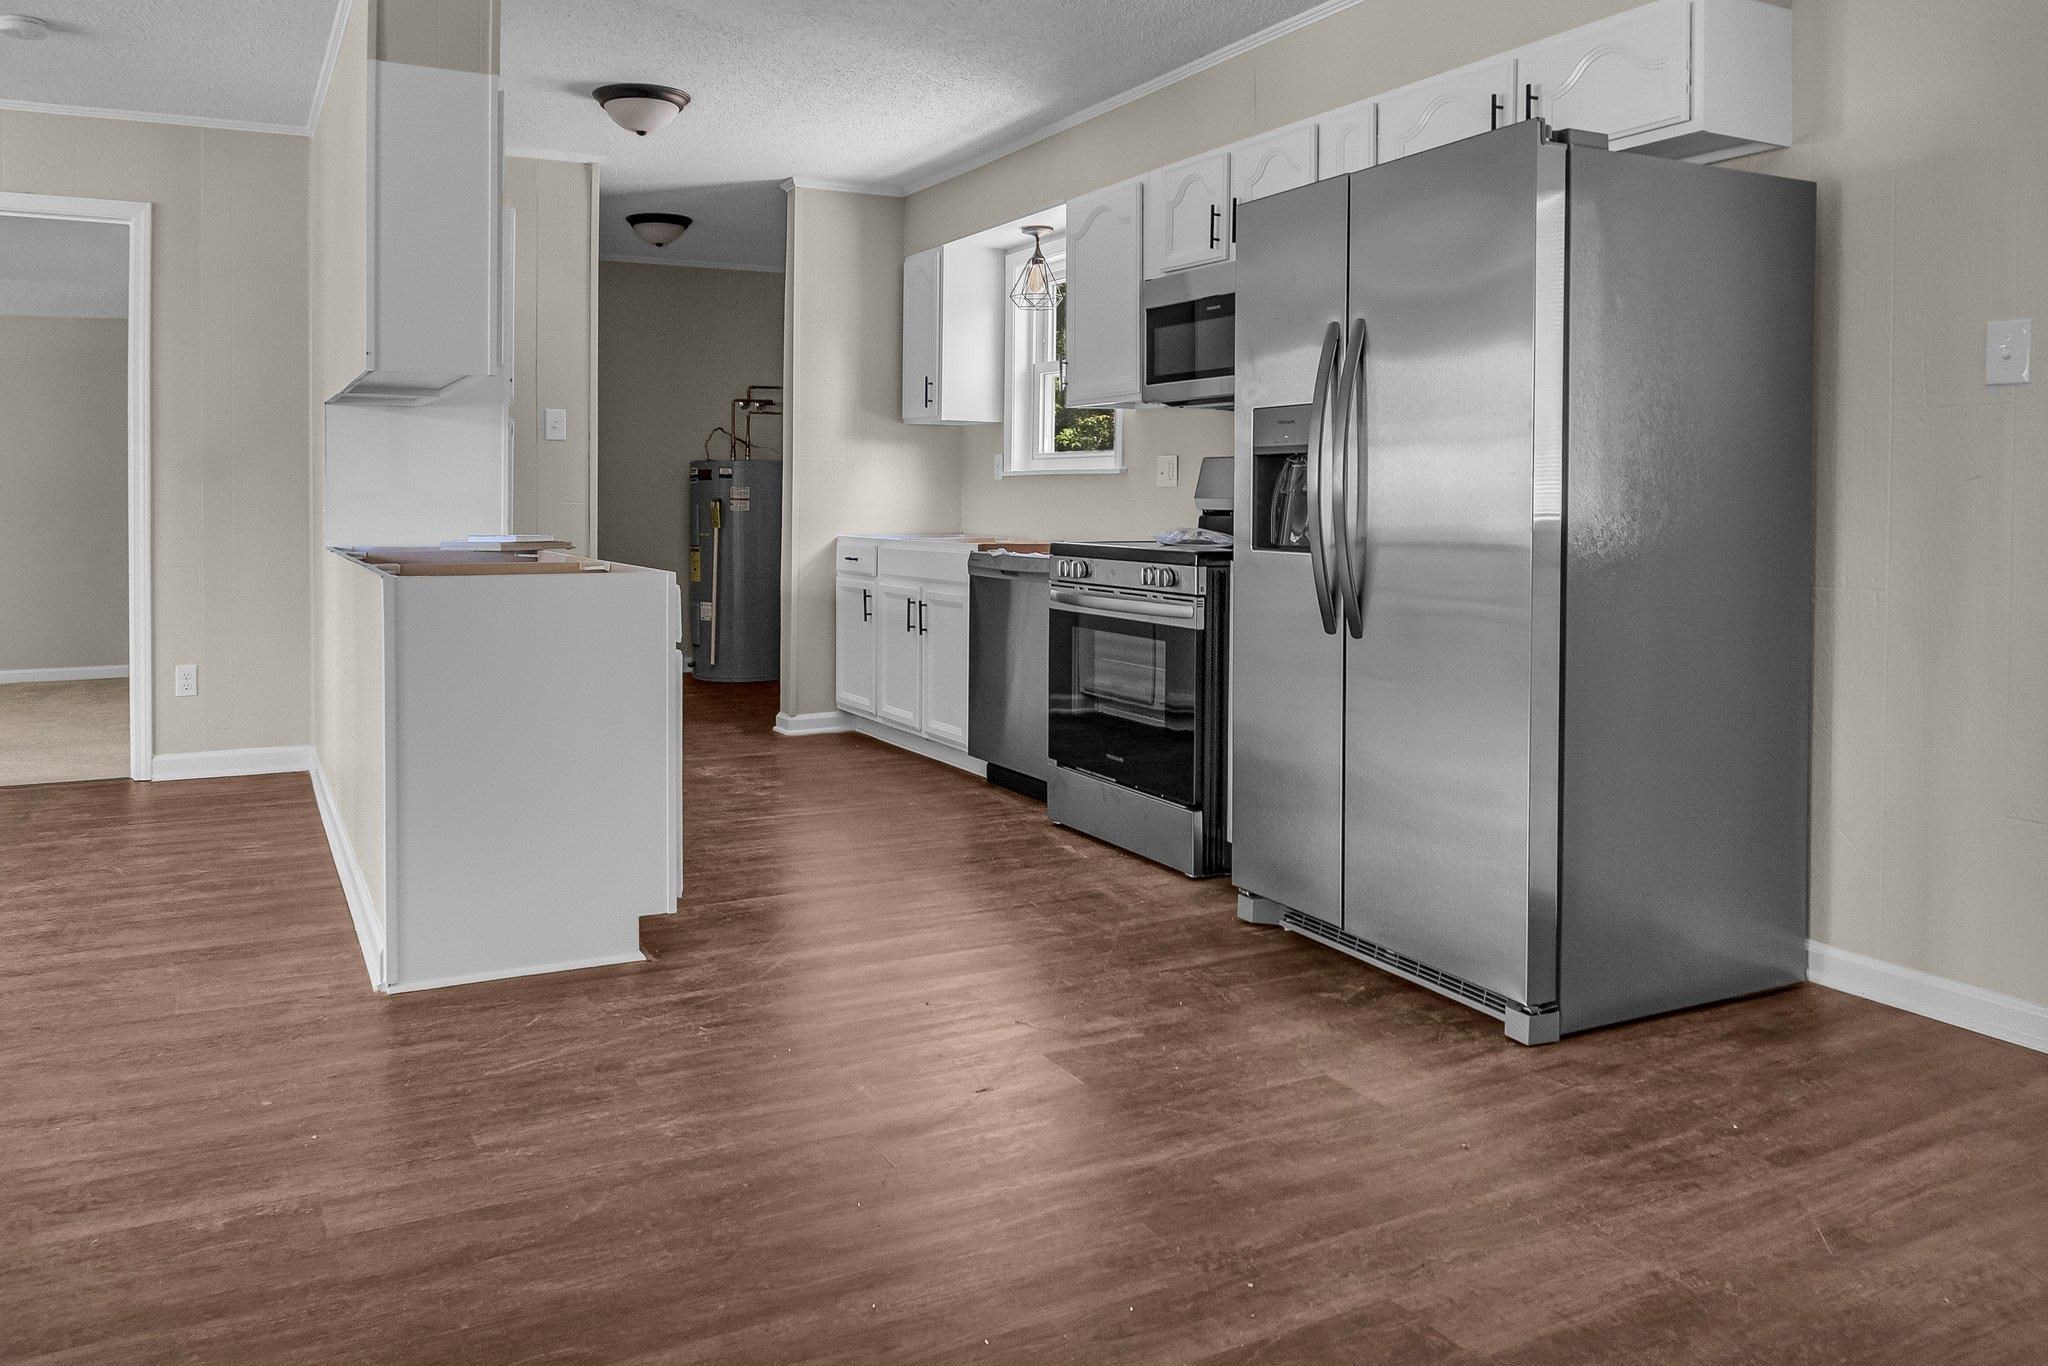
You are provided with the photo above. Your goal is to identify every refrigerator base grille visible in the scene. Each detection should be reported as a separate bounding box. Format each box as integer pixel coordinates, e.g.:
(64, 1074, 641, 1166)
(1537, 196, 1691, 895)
(1282, 909, 1559, 1028)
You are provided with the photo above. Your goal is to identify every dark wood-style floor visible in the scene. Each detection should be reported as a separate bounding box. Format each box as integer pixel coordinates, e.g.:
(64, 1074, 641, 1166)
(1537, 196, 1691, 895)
(4, 679, 2046, 1362)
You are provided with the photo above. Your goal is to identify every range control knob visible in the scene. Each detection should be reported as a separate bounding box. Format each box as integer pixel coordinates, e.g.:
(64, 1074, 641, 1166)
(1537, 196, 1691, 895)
(1072, 561, 1092, 580)
(1155, 567, 1179, 588)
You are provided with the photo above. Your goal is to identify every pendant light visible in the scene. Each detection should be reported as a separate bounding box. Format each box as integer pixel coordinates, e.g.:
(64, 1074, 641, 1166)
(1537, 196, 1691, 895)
(1009, 225, 1058, 312)
(592, 83, 692, 137)
(626, 213, 693, 248)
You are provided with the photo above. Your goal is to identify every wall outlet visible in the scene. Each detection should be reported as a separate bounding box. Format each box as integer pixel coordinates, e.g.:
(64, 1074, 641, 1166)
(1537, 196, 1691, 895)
(173, 664, 198, 697)
(1156, 453, 1179, 487)
(1987, 320, 2031, 386)
(544, 407, 569, 440)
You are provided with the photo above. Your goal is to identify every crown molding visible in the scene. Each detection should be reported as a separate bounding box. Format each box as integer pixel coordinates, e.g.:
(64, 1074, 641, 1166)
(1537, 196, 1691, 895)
(0, 97, 308, 137)
(304, 0, 354, 136)
(507, 145, 609, 164)
(781, 175, 902, 197)
(599, 253, 784, 274)
(896, 0, 1374, 196)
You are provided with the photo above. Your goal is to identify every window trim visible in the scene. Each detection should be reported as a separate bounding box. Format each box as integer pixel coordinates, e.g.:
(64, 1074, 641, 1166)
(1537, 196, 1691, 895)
(998, 240, 1124, 478)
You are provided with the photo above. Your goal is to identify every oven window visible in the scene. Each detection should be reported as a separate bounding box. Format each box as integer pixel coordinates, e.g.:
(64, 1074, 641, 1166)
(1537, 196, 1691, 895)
(1049, 607, 1204, 807)
(1145, 295, 1235, 385)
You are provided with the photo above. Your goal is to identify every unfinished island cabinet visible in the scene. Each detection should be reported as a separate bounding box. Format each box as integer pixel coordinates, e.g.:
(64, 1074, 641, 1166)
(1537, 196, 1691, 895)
(322, 547, 683, 993)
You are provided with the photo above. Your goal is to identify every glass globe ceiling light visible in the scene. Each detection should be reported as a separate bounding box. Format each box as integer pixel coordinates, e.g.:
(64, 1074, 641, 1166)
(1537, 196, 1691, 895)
(627, 213, 693, 248)
(592, 83, 692, 136)
(1010, 225, 1058, 311)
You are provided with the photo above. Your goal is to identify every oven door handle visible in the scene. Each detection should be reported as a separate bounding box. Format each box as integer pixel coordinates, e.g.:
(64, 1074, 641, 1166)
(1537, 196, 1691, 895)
(1050, 589, 1205, 628)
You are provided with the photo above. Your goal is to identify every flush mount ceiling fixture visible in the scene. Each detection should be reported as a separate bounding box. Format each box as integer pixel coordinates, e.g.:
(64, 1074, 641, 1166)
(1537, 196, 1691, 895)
(0, 13, 50, 39)
(592, 83, 692, 137)
(1010, 225, 1058, 312)
(626, 212, 693, 248)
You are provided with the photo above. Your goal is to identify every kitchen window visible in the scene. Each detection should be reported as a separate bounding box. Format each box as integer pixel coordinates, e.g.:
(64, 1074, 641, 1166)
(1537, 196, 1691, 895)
(1000, 242, 1123, 477)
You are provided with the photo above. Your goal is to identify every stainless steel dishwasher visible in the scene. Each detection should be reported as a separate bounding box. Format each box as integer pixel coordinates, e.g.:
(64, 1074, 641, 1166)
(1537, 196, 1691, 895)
(968, 549, 1051, 799)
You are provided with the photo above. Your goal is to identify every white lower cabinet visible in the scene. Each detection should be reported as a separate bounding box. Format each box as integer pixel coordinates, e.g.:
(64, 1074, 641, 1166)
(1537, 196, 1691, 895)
(836, 536, 972, 757)
(835, 576, 879, 716)
(917, 586, 970, 748)
(875, 579, 925, 731)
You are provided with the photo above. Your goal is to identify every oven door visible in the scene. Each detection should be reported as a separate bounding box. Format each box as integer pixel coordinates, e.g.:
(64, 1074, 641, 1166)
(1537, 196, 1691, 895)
(1048, 590, 1210, 808)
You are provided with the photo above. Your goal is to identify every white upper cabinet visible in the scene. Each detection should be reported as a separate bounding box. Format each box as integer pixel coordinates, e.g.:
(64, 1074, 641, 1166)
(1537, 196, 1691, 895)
(1316, 99, 1378, 179)
(901, 247, 941, 422)
(1145, 148, 1232, 277)
(1230, 122, 1318, 211)
(1064, 179, 1144, 409)
(902, 242, 1004, 425)
(1376, 58, 1518, 164)
(1520, 0, 1692, 143)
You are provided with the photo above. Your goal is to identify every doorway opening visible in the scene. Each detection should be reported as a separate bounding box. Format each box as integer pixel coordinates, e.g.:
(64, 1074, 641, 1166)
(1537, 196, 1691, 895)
(0, 193, 153, 785)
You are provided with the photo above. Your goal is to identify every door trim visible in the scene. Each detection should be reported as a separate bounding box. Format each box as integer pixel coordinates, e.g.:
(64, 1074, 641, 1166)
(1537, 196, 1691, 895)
(0, 191, 153, 780)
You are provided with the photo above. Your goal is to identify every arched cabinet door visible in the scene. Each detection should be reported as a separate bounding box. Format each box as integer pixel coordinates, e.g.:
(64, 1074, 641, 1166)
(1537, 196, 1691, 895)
(1375, 59, 1517, 164)
(1231, 122, 1319, 211)
(1316, 99, 1378, 179)
(1519, 0, 1692, 143)
(1145, 149, 1231, 277)
(1064, 180, 1143, 409)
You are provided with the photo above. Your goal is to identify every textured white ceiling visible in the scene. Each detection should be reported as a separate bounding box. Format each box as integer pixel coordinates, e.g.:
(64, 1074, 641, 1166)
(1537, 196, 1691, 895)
(0, 213, 129, 317)
(0, 0, 343, 130)
(501, 0, 1336, 271)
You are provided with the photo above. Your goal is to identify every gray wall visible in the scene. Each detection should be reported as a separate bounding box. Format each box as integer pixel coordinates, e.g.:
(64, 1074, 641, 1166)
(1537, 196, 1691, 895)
(597, 260, 784, 577)
(0, 313, 127, 672)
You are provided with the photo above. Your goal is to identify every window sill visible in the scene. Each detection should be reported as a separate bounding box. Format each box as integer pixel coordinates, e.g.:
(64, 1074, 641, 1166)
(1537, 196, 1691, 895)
(993, 461, 1127, 478)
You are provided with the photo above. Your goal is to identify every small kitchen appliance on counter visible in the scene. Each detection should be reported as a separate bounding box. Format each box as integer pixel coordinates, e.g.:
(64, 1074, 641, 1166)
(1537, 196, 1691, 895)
(1045, 540, 1231, 877)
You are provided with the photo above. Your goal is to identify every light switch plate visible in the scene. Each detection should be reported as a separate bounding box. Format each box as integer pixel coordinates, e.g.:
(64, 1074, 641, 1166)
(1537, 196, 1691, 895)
(1155, 453, 1178, 487)
(1987, 319, 2031, 386)
(544, 407, 569, 440)
(173, 664, 197, 697)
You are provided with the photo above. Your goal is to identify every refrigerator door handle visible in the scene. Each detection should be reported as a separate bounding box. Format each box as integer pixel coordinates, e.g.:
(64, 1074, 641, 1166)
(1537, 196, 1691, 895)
(1338, 317, 1368, 639)
(1302, 320, 1343, 636)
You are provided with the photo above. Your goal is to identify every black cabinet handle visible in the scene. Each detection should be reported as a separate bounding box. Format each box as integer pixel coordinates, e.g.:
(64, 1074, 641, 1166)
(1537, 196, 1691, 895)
(906, 596, 915, 631)
(1209, 203, 1220, 250)
(1229, 197, 1239, 245)
(918, 601, 928, 636)
(922, 375, 933, 408)
(862, 589, 872, 621)
(1524, 83, 1537, 120)
(1491, 94, 1504, 130)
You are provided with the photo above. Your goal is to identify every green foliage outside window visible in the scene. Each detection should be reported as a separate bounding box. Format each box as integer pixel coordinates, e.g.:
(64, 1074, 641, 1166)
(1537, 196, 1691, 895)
(1050, 283, 1115, 453)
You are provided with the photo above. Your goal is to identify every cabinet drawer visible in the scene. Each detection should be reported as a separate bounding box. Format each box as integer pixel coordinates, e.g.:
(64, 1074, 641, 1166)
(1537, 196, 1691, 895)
(836, 540, 878, 577)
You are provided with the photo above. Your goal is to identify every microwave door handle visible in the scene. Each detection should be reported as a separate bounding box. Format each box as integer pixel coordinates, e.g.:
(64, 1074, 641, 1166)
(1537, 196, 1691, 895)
(1341, 317, 1369, 639)
(1302, 320, 1342, 636)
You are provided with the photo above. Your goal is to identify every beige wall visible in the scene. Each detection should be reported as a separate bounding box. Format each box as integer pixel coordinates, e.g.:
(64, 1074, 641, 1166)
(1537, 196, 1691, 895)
(504, 156, 598, 552)
(0, 110, 310, 755)
(598, 260, 785, 577)
(0, 314, 127, 672)
(780, 187, 963, 718)
(891, 0, 2048, 1008)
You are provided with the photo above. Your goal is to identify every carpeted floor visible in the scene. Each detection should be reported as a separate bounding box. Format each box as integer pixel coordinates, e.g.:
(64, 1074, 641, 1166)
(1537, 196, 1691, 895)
(0, 678, 128, 786)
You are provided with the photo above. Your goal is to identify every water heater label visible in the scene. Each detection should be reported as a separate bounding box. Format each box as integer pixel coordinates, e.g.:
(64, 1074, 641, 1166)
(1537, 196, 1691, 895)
(731, 487, 752, 511)
(698, 602, 714, 621)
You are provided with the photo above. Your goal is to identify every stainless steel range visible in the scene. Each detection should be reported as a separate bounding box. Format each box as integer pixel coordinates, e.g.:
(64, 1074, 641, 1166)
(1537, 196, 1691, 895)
(1046, 540, 1230, 878)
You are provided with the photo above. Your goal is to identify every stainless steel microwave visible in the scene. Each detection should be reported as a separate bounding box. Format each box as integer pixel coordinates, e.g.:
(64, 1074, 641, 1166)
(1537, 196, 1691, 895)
(1140, 262, 1235, 408)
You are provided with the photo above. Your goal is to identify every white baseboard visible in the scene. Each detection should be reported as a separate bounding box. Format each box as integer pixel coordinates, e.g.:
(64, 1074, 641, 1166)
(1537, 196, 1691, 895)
(0, 664, 128, 684)
(310, 757, 384, 992)
(151, 744, 315, 781)
(774, 709, 855, 736)
(384, 951, 647, 994)
(1808, 940, 2048, 1055)
(852, 716, 987, 778)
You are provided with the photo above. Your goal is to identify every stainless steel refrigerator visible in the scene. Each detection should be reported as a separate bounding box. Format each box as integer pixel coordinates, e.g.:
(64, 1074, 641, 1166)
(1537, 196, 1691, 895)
(1231, 122, 1815, 1043)
(687, 458, 781, 682)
